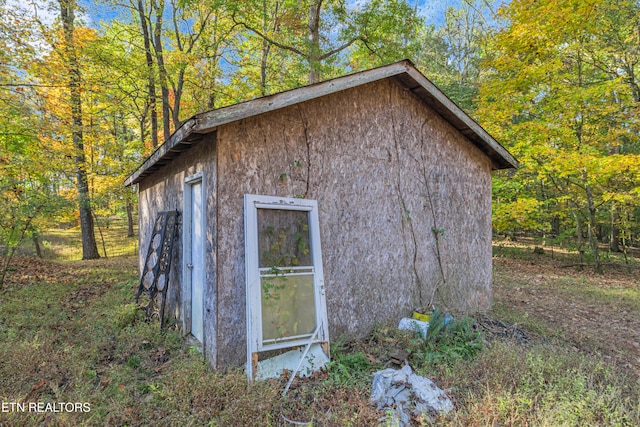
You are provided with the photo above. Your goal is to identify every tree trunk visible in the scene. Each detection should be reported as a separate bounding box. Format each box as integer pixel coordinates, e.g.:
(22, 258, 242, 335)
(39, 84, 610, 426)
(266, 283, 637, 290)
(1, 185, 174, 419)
(207, 91, 216, 110)
(173, 67, 184, 127)
(551, 215, 560, 237)
(33, 234, 43, 258)
(260, 38, 271, 95)
(572, 210, 585, 265)
(59, 0, 100, 260)
(259, 0, 276, 95)
(136, 0, 159, 148)
(307, 0, 322, 84)
(610, 202, 620, 252)
(151, 0, 172, 143)
(169, 2, 185, 128)
(126, 199, 135, 238)
(585, 183, 602, 273)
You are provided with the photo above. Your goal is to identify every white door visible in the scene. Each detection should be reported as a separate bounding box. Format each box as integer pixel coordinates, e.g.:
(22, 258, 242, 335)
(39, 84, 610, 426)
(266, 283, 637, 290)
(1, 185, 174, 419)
(190, 181, 204, 342)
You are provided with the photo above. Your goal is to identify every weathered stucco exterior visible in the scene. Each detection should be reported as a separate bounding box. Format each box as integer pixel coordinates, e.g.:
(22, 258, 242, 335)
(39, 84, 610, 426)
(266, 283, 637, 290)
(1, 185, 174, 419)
(130, 61, 514, 370)
(213, 78, 492, 367)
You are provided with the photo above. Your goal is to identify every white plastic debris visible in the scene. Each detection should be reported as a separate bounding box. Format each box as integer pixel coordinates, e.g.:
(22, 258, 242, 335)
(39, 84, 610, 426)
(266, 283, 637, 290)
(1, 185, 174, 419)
(371, 365, 453, 426)
(398, 317, 429, 339)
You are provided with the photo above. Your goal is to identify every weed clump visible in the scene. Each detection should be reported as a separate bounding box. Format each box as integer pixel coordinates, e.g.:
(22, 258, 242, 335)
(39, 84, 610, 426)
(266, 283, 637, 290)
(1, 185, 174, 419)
(114, 303, 141, 329)
(422, 310, 483, 364)
(326, 350, 377, 387)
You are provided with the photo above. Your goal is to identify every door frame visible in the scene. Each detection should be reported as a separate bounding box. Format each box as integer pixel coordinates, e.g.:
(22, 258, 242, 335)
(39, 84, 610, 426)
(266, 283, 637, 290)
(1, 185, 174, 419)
(182, 172, 206, 342)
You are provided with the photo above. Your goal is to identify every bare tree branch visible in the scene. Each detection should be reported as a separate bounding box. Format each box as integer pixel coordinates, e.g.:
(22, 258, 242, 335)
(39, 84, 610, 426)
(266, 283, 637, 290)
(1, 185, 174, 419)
(319, 37, 361, 60)
(232, 13, 307, 58)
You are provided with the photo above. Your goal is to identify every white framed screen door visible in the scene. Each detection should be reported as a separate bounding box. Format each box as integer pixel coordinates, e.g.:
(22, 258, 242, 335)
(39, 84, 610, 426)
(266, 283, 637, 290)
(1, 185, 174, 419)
(244, 194, 329, 379)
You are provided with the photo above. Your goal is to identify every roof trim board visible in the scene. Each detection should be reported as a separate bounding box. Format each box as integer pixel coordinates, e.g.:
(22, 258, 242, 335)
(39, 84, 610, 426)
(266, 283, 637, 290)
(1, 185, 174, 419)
(125, 60, 517, 186)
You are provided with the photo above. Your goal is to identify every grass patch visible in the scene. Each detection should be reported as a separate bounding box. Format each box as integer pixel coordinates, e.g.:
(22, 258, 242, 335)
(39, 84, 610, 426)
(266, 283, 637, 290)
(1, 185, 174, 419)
(19, 221, 138, 261)
(554, 278, 640, 311)
(439, 341, 640, 426)
(1, 247, 639, 426)
(0, 257, 382, 426)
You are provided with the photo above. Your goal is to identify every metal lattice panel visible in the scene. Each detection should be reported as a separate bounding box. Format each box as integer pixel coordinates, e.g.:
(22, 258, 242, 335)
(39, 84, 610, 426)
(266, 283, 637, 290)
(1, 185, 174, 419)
(136, 210, 180, 326)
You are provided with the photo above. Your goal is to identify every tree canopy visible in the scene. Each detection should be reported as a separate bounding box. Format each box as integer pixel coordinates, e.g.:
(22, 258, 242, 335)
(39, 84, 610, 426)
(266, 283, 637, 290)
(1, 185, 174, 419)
(477, 0, 640, 270)
(0, 0, 638, 271)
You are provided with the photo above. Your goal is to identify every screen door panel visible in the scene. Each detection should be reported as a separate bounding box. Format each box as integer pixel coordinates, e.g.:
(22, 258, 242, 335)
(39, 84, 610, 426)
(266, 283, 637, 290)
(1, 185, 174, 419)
(260, 273, 316, 343)
(257, 209, 312, 268)
(245, 194, 329, 368)
(257, 208, 316, 343)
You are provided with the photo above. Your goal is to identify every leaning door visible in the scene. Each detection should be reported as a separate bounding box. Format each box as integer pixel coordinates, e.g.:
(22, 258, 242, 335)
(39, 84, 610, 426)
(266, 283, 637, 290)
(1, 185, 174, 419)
(244, 194, 329, 379)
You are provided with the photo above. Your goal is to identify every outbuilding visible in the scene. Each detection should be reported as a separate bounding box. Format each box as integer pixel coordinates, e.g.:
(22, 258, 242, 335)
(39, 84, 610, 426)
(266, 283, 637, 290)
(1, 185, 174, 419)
(125, 59, 517, 375)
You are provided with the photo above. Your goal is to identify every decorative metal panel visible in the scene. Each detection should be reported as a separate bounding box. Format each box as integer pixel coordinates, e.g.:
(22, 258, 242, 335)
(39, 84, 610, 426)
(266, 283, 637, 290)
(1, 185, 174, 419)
(136, 210, 180, 326)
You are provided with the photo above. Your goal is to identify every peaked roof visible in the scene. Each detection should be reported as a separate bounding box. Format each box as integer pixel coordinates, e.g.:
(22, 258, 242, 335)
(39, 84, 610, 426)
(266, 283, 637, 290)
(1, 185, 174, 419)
(125, 59, 517, 186)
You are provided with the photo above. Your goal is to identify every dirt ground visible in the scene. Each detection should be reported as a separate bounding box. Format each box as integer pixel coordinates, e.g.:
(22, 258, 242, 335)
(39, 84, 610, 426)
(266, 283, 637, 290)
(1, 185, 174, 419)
(492, 253, 640, 378)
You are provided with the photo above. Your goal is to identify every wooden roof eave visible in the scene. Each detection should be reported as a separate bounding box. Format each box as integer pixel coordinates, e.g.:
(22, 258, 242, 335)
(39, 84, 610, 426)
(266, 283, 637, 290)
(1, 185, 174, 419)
(191, 61, 411, 135)
(124, 62, 412, 186)
(124, 120, 204, 186)
(125, 60, 517, 186)
(396, 67, 518, 170)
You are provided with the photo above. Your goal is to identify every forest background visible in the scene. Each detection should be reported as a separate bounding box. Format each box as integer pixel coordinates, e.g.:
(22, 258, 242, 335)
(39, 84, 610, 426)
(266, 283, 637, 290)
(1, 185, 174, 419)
(1, 0, 639, 281)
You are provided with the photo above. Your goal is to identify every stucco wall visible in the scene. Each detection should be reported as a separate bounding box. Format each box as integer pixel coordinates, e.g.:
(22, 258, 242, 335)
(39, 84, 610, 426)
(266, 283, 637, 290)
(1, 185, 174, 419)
(137, 133, 218, 364)
(214, 78, 493, 367)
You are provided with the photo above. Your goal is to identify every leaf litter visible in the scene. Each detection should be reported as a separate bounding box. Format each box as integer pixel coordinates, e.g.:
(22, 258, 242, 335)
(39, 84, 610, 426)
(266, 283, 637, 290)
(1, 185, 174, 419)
(493, 255, 640, 379)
